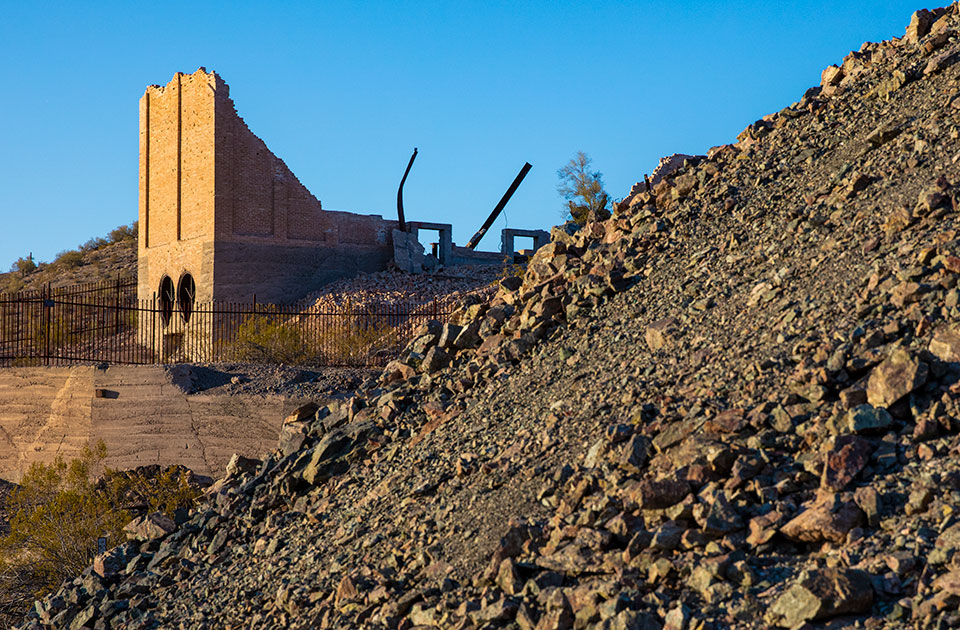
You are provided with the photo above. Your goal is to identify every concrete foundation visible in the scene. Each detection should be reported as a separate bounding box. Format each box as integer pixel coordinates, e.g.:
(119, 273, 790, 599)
(0, 366, 310, 482)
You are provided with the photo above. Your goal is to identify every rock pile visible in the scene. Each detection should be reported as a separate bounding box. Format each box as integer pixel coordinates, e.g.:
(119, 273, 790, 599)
(17, 5, 960, 630)
(302, 266, 502, 314)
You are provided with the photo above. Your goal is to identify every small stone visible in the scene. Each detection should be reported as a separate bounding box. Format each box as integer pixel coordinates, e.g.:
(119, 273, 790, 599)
(781, 495, 863, 543)
(917, 188, 947, 214)
(619, 435, 651, 474)
(437, 323, 464, 349)
(225, 453, 260, 476)
(650, 521, 686, 551)
(890, 281, 921, 307)
(866, 349, 928, 408)
(645, 317, 679, 351)
(767, 568, 873, 627)
(885, 552, 916, 576)
(866, 121, 903, 148)
(905, 487, 933, 515)
(693, 493, 743, 536)
(853, 486, 881, 527)
(496, 558, 522, 595)
(628, 478, 690, 509)
(747, 510, 784, 546)
(930, 326, 960, 362)
(605, 423, 633, 444)
(913, 417, 940, 441)
(839, 388, 867, 409)
(821, 435, 873, 491)
(421, 346, 451, 373)
(924, 46, 960, 76)
(844, 404, 892, 434)
(123, 512, 176, 542)
(821, 64, 844, 86)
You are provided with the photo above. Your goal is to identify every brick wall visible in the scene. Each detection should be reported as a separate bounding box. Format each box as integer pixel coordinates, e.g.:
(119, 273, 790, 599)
(138, 68, 397, 307)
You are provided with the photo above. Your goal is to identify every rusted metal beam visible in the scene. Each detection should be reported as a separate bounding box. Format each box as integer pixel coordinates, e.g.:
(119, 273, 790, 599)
(466, 162, 532, 250)
(396, 147, 418, 233)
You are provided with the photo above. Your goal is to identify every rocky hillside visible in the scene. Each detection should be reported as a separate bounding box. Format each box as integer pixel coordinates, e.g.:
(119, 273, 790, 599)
(0, 230, 137, 294)
(17, 6, 960, 630)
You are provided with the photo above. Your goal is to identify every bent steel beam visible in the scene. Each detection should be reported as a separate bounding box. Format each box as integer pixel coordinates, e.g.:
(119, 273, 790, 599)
(466, 161, 532, 250)
(396, 147, 418, 233)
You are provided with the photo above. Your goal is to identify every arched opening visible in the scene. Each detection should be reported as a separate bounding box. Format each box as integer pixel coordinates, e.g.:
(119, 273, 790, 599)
(158, 276, 175, 326)
(177, 273, 196, 323)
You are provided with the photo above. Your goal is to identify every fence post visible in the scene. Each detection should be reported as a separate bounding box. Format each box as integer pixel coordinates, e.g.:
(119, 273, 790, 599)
(115, 273, 121, 335)
(151, 292, 157, 363)
(44, 283, 51, 366)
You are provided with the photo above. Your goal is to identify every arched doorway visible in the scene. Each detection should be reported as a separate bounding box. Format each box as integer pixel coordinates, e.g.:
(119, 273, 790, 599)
(177, 273, 196, 323)
(158, 276, 175, 326)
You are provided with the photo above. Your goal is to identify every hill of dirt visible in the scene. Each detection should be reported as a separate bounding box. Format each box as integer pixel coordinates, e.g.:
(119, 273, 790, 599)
(17, 6, 960, 630)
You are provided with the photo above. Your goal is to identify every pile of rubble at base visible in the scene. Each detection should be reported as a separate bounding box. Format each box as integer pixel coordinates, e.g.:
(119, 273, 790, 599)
(301, 266, 503, 314)
(18, 5, 960, 630)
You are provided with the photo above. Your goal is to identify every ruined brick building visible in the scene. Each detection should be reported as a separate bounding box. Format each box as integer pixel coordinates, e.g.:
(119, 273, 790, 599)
(138, 68, 547, 320)
(138, 68, 402, 311)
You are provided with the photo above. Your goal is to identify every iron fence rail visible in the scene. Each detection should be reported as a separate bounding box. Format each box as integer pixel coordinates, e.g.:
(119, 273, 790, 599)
(0, 278, 448, 367)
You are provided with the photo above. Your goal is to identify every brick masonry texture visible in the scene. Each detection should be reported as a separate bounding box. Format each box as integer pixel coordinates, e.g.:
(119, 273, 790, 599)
(138, 68, 398, 307)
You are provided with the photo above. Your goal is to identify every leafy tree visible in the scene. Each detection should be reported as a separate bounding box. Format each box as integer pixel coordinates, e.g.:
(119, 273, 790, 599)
(557, 151, 611, 225)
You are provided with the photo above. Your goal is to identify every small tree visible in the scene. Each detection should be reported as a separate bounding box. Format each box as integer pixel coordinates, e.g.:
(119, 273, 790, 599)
(557, 151, 610, 225)
(10, 255, 36, 277)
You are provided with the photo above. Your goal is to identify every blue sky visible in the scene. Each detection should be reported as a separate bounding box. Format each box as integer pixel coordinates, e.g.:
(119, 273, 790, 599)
(0, 1, 929, 266)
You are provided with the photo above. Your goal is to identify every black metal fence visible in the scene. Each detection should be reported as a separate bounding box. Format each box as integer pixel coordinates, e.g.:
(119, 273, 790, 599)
(0, 277, 448, 367)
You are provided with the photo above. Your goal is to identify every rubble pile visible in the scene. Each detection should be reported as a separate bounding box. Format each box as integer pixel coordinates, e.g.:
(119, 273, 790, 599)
(302, 266, 502, 315)
(18, 5, 960, 630)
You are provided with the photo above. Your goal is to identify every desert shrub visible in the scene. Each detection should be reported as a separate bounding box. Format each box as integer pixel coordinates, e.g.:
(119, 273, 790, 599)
(80, 237, 106, 252)
(314, 315, 402, 366)
(1, 275, 25, 294)
(0, 442, 126, 599)
(0, 442, 199, 619)
(10, 256, 36, 276)
(108, 222, 137, 244)
(499, 262, 525, 280)
(54, 250, 84, 268)
(231, 313, 308, 364)
(100, 466, 200, 518)
(229, 305, 404, 366)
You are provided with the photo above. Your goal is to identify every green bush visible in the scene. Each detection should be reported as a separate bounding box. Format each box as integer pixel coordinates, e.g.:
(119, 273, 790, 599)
(80, 237, 108, 252)
(54, 250, 84, 268)
(1, 275, 25, 294)
(108, 222, 137, 243)
(231, 314, 308, 364)
(230, 305, 403, 366)
(10, 256, 36, 276)
(0, 442, 200, 621)
(0, 442, 126, 598)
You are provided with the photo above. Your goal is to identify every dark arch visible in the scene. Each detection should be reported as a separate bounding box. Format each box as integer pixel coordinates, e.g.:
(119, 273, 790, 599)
(158, 276, 174, 327)
(177, 273, 196, 323)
